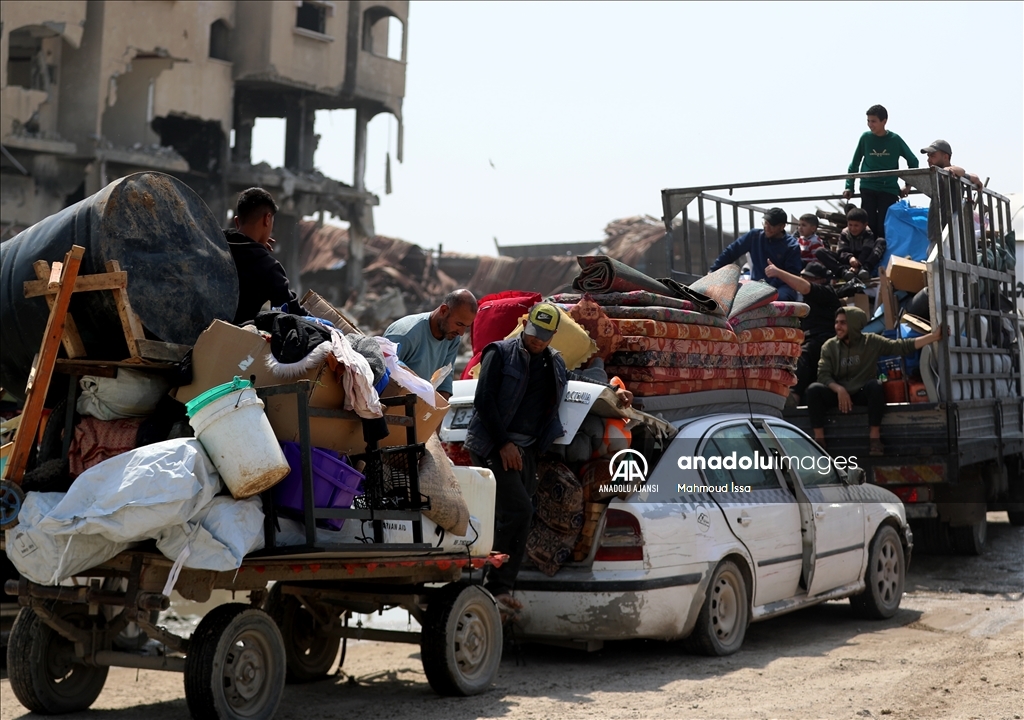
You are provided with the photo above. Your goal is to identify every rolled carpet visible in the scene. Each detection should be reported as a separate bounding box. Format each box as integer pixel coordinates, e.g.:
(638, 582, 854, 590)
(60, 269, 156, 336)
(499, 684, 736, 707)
(572, 256, 719, 313)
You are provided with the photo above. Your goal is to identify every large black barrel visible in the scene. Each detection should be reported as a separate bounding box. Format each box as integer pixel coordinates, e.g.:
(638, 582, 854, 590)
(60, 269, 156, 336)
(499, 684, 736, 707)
(0, 172, 237, 400)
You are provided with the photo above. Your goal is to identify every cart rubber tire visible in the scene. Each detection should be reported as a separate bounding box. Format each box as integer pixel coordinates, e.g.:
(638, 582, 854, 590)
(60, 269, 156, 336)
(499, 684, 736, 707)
(684, 559, 749, 656)
(184, 603, 286, 720)
(950, 519, 987, 556)
(6, 605, 109, 714)
(850, 524, 905, 619)
(264, 583, 340, 683)
(421, 582, 502, 696)
(0, 480, 25, 530)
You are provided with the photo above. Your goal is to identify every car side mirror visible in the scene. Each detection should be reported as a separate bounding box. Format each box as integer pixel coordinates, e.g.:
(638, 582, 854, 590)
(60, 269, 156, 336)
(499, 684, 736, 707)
(846, 467, 866, 486)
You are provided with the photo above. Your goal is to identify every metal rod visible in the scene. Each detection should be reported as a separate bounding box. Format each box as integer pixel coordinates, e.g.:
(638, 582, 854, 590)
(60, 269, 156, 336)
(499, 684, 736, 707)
(330, 627, 421, 644)
(93, 651, 185, 673)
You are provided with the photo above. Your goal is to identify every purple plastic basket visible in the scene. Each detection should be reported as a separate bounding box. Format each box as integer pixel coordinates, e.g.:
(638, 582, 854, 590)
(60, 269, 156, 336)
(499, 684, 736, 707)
(276, 443, 365, 530)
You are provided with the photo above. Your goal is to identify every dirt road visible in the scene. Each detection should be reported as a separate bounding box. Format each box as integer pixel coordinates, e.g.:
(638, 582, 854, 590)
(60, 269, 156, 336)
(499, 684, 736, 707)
(3, 513, 1022, 719)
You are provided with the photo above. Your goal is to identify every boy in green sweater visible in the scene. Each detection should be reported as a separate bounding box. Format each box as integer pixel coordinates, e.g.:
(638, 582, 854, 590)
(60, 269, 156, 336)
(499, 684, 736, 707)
(842, 104, 919, 239)
(806, 307, 941, 455)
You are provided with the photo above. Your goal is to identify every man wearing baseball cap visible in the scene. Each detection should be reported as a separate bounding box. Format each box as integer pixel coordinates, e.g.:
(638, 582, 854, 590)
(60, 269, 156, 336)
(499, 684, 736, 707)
(464, 302, 567, 617)
(920, 139, 983, 245)
(709, 207, 803, 301)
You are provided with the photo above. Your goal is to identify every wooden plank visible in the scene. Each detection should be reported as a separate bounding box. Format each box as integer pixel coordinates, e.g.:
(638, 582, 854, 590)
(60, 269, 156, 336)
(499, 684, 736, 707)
(32, 262, 87, 359)
(4, 245, 85, 484)
(0, 442, 12, 460)
(136, 339, 190, 363)
(23, 270, 127, 298)
(105, 260, 146, 359)
(47, 261, 62, 290)
(53, 360, 118, 378)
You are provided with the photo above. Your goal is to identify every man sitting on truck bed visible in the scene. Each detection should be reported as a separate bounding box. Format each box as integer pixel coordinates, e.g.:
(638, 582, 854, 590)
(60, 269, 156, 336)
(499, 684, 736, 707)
(806, 306, 941, 456)
(709, 207, 803, 301)
(815, 207, 885, 283)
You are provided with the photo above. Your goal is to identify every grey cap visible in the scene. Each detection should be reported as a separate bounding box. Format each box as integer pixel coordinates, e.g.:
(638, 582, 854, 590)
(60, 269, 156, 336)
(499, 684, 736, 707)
(920, 139, 952, 155)
(763, 207, 788, 226)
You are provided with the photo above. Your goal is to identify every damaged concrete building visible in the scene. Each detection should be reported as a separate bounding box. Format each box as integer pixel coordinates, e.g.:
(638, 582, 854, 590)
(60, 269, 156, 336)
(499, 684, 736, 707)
(0, 0, 407, 295)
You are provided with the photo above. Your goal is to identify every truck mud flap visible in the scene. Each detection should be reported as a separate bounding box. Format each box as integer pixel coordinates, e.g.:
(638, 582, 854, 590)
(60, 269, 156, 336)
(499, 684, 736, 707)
(870, 462, 947, 485)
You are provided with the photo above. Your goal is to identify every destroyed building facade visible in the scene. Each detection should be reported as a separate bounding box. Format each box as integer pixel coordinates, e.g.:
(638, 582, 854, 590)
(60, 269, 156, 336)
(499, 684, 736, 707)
(0, 0, 408, 294)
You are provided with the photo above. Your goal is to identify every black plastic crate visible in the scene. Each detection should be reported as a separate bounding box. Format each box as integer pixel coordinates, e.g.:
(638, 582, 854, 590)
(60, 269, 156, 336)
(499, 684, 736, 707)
(351, 443, 431, 511)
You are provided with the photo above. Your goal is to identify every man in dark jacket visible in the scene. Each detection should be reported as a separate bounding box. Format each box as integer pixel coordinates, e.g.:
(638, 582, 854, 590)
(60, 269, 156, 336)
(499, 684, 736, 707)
(465, 302, 567, 616)
(225, 187, 306, 324)
(709, 207, 802, 301)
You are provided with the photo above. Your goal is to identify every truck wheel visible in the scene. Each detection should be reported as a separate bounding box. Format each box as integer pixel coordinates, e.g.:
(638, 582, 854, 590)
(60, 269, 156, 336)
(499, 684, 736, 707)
(7, 605, 109, 714)
(421, 582, 502, 696)
(264, 583, 340, 683)
(951, 519, 987, 556)
(684, 559, 749, 656)
(184, 603, 286, 720)
(851, 525, 905, 619)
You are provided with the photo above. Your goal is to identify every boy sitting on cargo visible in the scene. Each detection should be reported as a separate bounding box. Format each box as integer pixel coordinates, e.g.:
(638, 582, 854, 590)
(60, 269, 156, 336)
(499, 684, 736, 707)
(795, 214, 825, 267)
(815, 208, 885, 283)
(842, 104, 918, 237)
(806, 307, 941, 456)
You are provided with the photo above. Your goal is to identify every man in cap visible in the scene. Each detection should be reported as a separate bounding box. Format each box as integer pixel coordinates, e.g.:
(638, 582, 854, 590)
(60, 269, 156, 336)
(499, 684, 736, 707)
(919, 139, 983, 245)
(464, 302, 568, 617)
(765, 259, 857, 404)
(710, 207, 803, 301)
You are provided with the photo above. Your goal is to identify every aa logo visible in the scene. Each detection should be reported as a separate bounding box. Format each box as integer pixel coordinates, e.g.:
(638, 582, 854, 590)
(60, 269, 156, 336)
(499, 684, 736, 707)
(609, 449, 648, 484)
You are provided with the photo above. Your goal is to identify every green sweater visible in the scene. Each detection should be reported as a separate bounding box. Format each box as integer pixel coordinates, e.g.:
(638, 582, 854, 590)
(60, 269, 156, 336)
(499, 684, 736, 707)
(845, 131, 919, 194)
(817, 307, 917, 394)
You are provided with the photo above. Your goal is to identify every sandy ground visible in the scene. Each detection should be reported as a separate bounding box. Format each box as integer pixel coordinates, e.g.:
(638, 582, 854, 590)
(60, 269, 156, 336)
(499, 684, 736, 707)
(3, 512, 1021, 720)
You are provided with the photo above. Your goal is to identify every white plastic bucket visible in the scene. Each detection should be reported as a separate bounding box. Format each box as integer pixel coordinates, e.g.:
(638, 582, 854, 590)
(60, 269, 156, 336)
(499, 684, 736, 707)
(188, 387, 290, 499)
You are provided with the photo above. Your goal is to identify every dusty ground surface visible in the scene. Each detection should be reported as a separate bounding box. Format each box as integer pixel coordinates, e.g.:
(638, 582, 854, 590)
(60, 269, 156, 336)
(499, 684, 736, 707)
(3, 512, 1021, 720)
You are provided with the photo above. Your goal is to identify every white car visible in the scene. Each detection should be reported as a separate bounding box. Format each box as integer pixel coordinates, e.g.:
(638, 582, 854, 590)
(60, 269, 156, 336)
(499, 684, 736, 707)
(442, 382, 912, 655)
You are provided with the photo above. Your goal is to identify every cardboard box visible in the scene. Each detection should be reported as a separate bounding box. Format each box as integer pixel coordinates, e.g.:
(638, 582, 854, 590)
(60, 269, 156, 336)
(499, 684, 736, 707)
(886, 256, 927, 293)
(174, 320, 448, 455)
(300, 290, 363, 335)
(846, 293, 871, 315)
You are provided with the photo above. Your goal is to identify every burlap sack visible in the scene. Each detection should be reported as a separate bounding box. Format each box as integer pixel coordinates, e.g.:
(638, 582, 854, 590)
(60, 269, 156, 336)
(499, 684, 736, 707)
(419, 434, 470, 535)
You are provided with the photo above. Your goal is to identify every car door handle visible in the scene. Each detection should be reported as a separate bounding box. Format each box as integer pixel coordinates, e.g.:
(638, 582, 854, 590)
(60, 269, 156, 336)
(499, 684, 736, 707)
(736, 513, 752, 527)
(814, 508, 826, 519)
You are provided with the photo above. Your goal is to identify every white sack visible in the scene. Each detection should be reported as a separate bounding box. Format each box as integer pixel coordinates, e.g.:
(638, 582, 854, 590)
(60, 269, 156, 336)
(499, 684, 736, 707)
(37, 439, 222, 542)
(77, 369, 171, 420)
(5, 493, 131, 585)
(155, 496, 265, 572)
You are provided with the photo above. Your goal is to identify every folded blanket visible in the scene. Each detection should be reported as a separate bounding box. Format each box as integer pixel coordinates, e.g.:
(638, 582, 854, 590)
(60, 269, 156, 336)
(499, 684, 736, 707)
(730, 316, 805, 332)
(728, 281, 778, 319)
(736, 327, 806, 343)
(611, 319, 738, 340)
(550, 291, 700, 312)
(618, 330, 738, 350)
(730, 302, 811, 323)
(689, 264, 741, 316)
(628, 378, 793, 397)
(573, 256, 719, 313)
(739, 341, 803, 358)
(607, 366, 798, 384)
(594, 305, 730, 328)
(608, 350, 742, 369)
(614, 338, 740, 356)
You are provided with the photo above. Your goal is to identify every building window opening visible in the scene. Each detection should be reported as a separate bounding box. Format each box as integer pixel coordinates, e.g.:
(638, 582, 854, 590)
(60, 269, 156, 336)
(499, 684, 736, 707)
(362, 9, 404, 61)
(296, 2, 327, 34)
(209, 20, 230, 61)
(6, 28, 48, 90)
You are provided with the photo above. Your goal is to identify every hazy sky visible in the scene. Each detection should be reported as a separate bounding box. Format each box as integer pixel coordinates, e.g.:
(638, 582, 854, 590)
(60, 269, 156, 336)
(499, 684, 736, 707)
(253, 1, 1023, 256)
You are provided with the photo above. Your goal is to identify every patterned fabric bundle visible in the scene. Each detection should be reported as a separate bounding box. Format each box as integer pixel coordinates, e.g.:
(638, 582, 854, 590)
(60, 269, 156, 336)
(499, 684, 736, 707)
(730, 315, 805, 332)
(572, 256, 719, 313)
(737, 326, 805, 343)
(567, 296, 622, 360)
(607, 351, 743, 369)
(610, 319, 739, 339)
(606, 366, 798, 384)
(727, 281, 779, 318)
(551, 291, 701, 312)
(616, 337, 739, 355)
(689, 264, 742, 316)
(527, 462, 584, 577)
(596, 305, 731, 328)
(630, 378, 794, 397)
(729, 301, 810, 323)
(739, 341, 803, 358)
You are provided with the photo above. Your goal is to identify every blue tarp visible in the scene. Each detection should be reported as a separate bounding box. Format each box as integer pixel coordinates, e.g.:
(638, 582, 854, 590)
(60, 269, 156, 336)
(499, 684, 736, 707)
(882, 200, 930, 267)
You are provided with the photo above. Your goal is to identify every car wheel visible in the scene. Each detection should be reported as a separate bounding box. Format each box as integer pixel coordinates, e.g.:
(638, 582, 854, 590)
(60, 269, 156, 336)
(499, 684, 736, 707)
(950, 519, 987, 556)
(850, 524, 905, 619)
(685, 559, 749, 656)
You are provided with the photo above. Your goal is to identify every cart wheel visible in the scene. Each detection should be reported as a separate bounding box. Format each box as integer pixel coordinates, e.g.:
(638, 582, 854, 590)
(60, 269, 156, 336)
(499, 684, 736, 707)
(0, 480, 25, 530)
(6, 604, 109, 714)
(265, 583, 340, 683)
(184, 603, 286, 720)
(421, 582, 502, 696)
